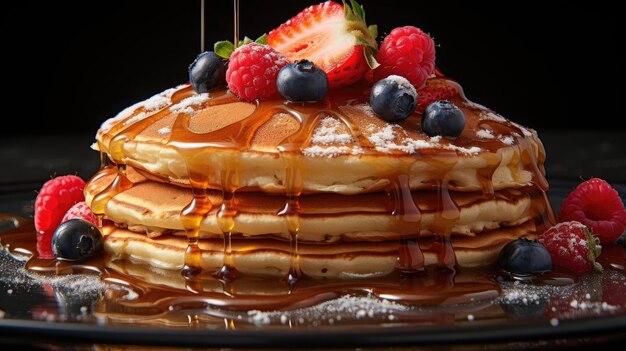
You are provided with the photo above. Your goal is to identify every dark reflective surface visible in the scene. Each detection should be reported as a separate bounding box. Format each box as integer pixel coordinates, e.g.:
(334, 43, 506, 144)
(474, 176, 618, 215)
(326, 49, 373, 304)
(1, 181, 625, 349)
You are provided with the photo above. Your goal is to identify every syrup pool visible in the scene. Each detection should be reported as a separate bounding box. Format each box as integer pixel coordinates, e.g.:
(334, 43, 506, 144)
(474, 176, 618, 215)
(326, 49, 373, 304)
(1, 216, 625, 329)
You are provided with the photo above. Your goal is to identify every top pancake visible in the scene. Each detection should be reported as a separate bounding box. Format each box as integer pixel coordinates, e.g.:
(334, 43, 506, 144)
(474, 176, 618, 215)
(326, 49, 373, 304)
(95, 76, 547, 195)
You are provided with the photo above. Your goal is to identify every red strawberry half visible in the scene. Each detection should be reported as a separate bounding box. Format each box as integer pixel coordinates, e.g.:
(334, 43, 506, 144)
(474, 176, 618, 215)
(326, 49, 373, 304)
(268, 0, 379, 88)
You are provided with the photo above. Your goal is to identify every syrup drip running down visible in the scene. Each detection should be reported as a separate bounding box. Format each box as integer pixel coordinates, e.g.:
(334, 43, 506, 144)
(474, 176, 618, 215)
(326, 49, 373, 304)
(200, 0, 205, 52)
(87, 38, 552, 291)
(90, 75, 551, 281)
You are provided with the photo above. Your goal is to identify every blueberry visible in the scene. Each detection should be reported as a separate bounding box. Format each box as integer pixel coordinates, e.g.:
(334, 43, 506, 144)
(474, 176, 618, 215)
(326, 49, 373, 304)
(52, 219, 103, 261)
(370, 75, 417, 122)
(189, 51, 226, 93)
(276, 60, 328, 102)
(421, 100, 466, 138)
(497, 238, 552, 275)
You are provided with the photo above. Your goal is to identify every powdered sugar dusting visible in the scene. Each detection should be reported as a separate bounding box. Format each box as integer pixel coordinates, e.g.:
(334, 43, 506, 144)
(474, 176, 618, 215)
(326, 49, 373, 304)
(384, 75, 417, 97)
(170, 93, 210, 115)
(157, 127, 171, 135)
(479, 110, 508, 123)
(497, 269, 625, 320)
(122, 112, 146, 126)
(478, 110, 533, 138)
(366, 123, 481, 155)
(247, 294, 409, 326)
(477, 128, 516, 146)
(311, 117, 354, 145)
(476, 129, 495, 139)
(303, 145, 363, 157)
(0, 254, 111, 298)
(101, 85, 185, 132)
(499, 136, 515, 145)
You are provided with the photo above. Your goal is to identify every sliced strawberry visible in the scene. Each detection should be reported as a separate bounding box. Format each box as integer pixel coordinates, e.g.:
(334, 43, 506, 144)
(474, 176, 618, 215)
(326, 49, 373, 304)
(268, 0, 378, 89)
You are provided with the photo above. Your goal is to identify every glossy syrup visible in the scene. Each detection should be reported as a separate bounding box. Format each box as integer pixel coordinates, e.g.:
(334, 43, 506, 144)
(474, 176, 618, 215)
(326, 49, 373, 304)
(0, 64, 555, 317)
(90, 74, 551, 280)
(0, 223, 502, 311)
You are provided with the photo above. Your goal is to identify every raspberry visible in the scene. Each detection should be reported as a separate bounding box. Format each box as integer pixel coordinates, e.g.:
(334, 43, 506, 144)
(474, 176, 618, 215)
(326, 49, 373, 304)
(34, 175, 85, 258)
(416, 81, 457, 113)
(225, 43, 289, 101)
(62, 201, 98, 226)
(374, 26, 436, 89)
(559, 178, 626, 243)
(538, 221, 603, 274)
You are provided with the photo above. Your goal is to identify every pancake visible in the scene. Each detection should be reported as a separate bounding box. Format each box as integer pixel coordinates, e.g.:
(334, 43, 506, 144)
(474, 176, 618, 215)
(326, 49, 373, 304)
(88, 72, 554, 277)
(85, 166, 549, 243)
(94, 76, 548, 195)
(102, 222, 538, 278)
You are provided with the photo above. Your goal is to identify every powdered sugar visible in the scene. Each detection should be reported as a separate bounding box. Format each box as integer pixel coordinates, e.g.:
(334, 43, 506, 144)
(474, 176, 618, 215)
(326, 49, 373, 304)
(302, 145, 363, 157)
(247, 294, 409, 326)
(310, 117, 354, 145)
(101, 85, 184, 132)
(0, 254, 111, 298)
(384, 75, 417, 97)
(170, 93, 210, 115)
(479, 110, 508, 123)
(366, 124, 482, 155)
(157, 127, 171, 135)
(478, 110, 533, 138)
(499, 135, 515, 145)
(122, 112, 146, 126)
(304, 117, 483, 157)
(476, 129, 516, 146)
(476, 129, 495, 139)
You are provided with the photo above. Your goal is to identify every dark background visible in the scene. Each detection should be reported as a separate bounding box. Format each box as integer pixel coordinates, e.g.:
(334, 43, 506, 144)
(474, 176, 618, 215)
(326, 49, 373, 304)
(1, 0, 623, 136)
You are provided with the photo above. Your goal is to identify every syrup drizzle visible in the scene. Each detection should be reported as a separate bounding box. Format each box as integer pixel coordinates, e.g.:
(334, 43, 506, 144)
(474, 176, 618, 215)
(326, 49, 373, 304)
(90, 73, 552, 282)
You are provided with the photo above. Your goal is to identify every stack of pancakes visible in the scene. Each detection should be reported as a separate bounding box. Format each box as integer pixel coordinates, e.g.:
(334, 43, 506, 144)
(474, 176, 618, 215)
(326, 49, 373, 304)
(85, 77, 553, 278)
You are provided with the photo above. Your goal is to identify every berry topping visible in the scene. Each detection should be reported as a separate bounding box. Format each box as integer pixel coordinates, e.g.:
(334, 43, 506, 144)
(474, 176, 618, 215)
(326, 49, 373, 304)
(225, 43, 289, 101)
(277, 60, 329, 102)
(416, 82, 457, 113)
(539, 221, 603, 274)
(268, 0, 379, 89)
(369, 75, 417, 122)
(188, 51, 226, 93)
(421, 100, 466, 138)
(497, 238, 552, 275)
(61, 201, 98, 227)
(34, 175, 86, 259)
(52, 219, 103, 261)
(374, 26, 436, 89)
(559, 178, 626, 243)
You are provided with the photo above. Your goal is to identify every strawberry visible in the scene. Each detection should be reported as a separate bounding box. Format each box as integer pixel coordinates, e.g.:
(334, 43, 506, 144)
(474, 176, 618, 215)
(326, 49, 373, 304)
(268, 0, 379, 88)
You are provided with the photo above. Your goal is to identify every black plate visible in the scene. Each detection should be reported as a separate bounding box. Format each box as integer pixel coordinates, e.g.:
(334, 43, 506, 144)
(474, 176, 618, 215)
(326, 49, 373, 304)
(1, 180, 625, 349)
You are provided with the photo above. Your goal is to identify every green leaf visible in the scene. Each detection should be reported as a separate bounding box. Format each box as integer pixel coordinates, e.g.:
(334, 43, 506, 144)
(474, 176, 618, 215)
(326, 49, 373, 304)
(342, 1, 354, 21)
(214, 41, 234, 59)
(368, 24, 378, 39)
(237, 36, 253, 47)
(364, 47, 379, 69)
(584, 228, 603, 272)
(255, 34, 268, 45)
(349, 0, 365, 20)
